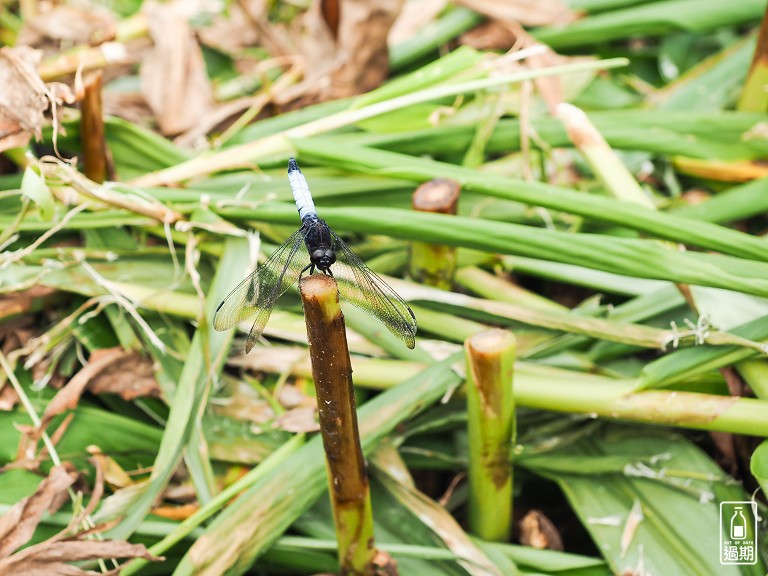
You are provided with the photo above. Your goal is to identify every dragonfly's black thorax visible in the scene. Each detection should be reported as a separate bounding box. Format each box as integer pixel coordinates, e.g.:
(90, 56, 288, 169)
(302, 216, 336, 273)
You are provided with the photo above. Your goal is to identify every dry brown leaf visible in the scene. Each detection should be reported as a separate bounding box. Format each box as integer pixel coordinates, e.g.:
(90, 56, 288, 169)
(0, 383, 19, 411)
(0, 465, 161, 575)
(140, 1, 214, 135)
(41, 347, 160, 433)
(0, 286, 59, 322)
(211, 382, 275, 424)
(0, 46, 48, 151)
(276, 383, 314, 410)
(518, 509, 564, 550)
(274, 407, 319, 433)
(0, 46, 74, 153)
(371, 549, 399, 576)
(389, 0, 448, 46)
(102, 89, 154, 127)
(460, 20, 517, 51)
(0, 465, 77, 558)
(17, 4, 117, 53)
(0, 540, 160, 575)
(39, 348, 118, 430)
(87, 348, 161, 400)
(9, 412, 73, 475)
(296, 0, 404, 101)
(198, 2, 261, 56)
(455, 0, 575, 27)
(236, 0, 294, 58)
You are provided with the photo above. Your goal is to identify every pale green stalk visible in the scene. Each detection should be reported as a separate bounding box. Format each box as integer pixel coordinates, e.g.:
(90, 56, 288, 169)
(516, 364, 768, 436)
(465, 330, 516, 542)
(556, 102, 655, 209)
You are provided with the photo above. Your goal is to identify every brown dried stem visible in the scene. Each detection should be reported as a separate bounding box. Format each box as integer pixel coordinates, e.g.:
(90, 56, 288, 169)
(299, 274, 377, 575)
(79, 72, 113, 183)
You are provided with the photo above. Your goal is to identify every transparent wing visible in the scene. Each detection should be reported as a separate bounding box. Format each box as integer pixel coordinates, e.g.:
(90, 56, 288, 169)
(329, 228, 417, 349)
(213, 228, 308, 351)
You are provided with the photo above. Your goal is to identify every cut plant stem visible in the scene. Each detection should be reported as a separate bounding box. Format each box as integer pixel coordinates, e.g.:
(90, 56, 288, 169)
(299, 274, 376, 575)
(557, 102, 655, 209)
(409, 179, 460, 290)
(79, 71, 113, 183)
(465, 329, 516, 542)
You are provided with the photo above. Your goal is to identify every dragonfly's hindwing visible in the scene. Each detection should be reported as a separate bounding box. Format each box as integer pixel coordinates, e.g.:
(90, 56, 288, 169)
(213, 228, 308, 351)
(328, 228, 417, 349)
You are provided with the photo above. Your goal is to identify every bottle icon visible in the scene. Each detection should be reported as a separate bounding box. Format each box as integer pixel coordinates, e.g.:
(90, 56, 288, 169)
(731, 507, 747, 540)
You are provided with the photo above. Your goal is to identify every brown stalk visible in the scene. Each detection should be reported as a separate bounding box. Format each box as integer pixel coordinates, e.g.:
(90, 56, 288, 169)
(299, 274, 378, 575)
(79, 71, 113, 183)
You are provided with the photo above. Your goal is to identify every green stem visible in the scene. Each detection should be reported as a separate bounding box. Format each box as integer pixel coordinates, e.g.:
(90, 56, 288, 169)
(516, 364, 768, 436)
(465, 330, 516, 542)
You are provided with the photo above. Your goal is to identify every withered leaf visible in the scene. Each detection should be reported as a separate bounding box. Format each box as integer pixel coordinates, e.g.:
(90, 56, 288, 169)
(0, 540, 160, 575)
(455, 0, 575, 27)
(0, 46, 47, 152)
(460, 20, 517, 51)
(140, 0, 214, 135)
(87, 447, 133, 491)
(198, 2, 260, 56)
(41, 347, 160, 432)
(151, 503, 198, 521)
(297, 0, 403, 101)
(274, 407, 320, 433)
(86, 348, 160, 401)
(0, 383, 19, 411)
(17, 5, 117, 52)
(519, 509, 564, 550)
(389, 0, 447, 46)
(0, 465, 161, 575)
(0, 46, 74, 154)
(0, 465, 77, 558)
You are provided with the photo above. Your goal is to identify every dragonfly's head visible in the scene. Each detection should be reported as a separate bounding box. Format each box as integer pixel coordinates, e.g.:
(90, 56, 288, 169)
(311, 247, 336, 272)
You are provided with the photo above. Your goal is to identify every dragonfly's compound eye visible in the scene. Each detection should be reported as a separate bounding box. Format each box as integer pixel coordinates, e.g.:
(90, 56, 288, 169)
(311, 249, 325, 263)
(325, 250, 336, 265)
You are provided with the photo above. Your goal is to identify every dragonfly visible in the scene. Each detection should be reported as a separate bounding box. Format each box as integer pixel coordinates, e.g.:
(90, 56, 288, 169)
(213, 158, 417, 352)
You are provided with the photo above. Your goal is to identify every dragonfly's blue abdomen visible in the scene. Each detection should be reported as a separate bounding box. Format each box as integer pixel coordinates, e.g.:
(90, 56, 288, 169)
(288, 157, 317, 221)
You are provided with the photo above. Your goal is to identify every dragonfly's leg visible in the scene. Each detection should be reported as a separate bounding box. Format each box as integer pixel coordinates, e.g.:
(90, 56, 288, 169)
(326, 268, 334, 278)
(299, 262, 313, 281)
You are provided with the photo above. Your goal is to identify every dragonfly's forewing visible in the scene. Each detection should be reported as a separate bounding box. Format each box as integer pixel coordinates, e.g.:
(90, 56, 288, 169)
(329, 228, 417, 349)
(213, 228, 308, 351)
